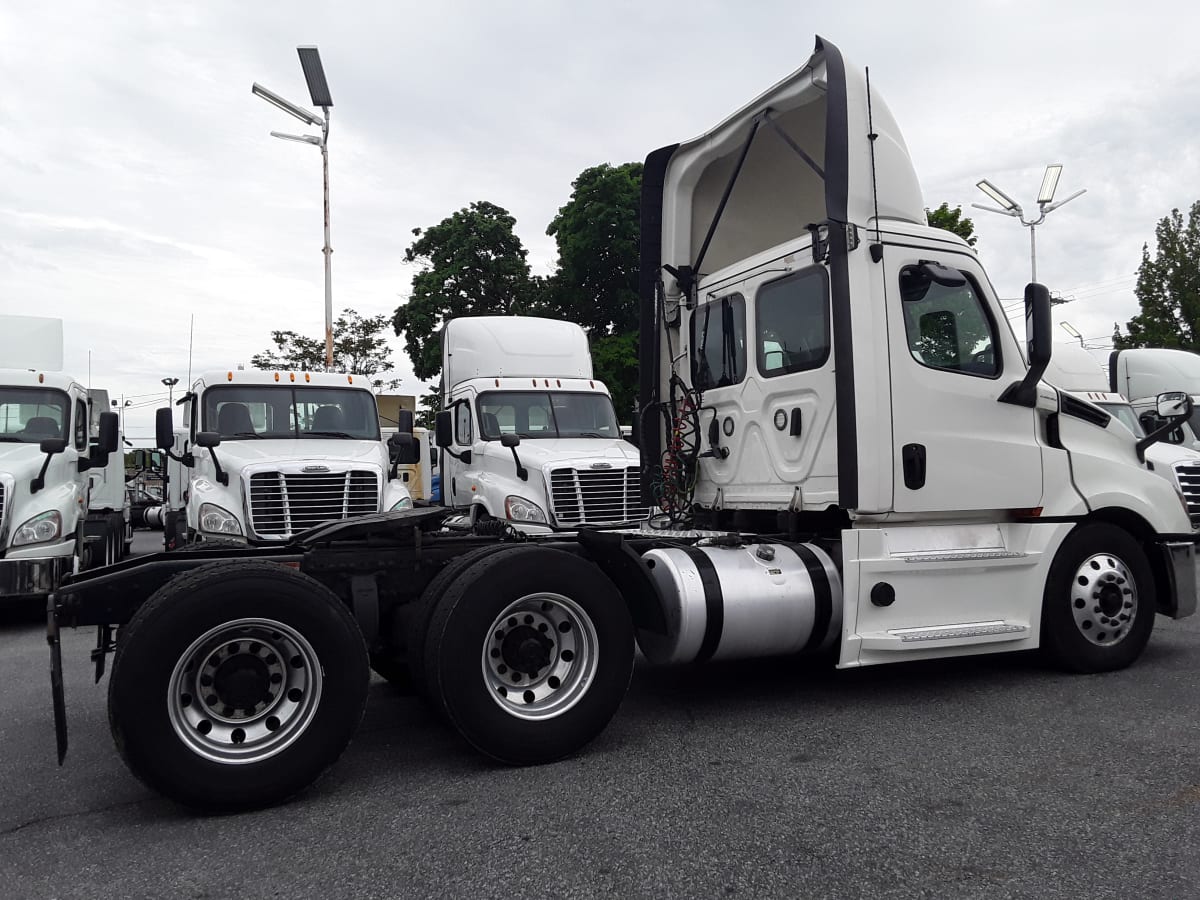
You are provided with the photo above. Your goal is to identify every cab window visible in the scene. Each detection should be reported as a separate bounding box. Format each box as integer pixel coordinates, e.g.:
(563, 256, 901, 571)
(691, 294, 746, 391)
(74, 399, 88, 450)
(756, 268, 830, 377)
(899, 266, 999, 377)
(454, 400, 473, 444)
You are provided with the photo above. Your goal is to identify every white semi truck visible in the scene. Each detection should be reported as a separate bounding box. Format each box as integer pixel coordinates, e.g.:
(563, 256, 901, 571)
(47, 37, 1197, 813)
(435, 316, 646, 530)
(1110, 347, 1200, 449)
(155, 369, 414, 548)
(0, 316, 121, 605)
(1046, 343, 1200, 527)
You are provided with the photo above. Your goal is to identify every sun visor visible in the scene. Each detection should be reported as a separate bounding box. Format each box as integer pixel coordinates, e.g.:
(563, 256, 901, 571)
(655, 37, 925, 291)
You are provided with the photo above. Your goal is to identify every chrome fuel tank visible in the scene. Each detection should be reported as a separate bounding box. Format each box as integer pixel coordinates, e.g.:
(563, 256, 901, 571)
(636, 542, 842, 665)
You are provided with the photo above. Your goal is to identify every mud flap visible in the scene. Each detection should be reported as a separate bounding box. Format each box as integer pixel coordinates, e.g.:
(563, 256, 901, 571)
(47, 594, 68, 764)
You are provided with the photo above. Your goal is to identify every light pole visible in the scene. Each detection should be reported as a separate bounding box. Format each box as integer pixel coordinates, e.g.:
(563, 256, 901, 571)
(162, 377, 179, 406)
(111, 397, 132, 432)
(252, 46, 336, 369)
(972, 164, 1086, 284)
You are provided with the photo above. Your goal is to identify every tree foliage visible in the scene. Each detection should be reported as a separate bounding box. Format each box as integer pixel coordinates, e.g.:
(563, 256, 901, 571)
(544, 163, 643, 336)
(251, 308, 401, 391)
(926, 203, 977, 247)
(1114, 202, 1200, 350)
(392, 201, 534, 382)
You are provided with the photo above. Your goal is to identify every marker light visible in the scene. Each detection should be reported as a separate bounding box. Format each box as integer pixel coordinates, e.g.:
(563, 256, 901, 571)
(227, 371, 234, 381)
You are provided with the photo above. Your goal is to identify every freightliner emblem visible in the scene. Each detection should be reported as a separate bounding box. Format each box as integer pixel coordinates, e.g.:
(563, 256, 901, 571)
(302, 465, 331, 473)
(589, 462, 613, 469)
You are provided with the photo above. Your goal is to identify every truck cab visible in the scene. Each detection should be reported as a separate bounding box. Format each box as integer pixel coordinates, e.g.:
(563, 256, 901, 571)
(435, 316, 646, 530)
(160, 369, 412, 546)
(1111, 348, 1200, 451)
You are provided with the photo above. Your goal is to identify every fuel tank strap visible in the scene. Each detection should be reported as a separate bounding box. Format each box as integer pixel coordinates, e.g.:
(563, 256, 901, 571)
(783, 543, 834, 652)
(679, 547, 724, 663)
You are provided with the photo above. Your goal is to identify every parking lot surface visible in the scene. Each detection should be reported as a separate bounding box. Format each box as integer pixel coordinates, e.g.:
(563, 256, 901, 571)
(2, 551, 1198, 899)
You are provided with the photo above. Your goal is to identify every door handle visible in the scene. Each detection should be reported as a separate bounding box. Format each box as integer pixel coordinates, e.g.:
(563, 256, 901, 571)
(902, 443, 926, 490)
(789, 408, 802, 437)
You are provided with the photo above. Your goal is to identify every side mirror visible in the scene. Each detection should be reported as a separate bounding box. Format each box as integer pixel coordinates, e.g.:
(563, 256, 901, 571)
(429, 447, 439, 468)
(396, 408, 414, 435)
(998, 282, 1052, 408)
(500, 433, 521, 448)
(98, 411, 119, 454)
(39, 438, 67, 455)
(155, 407, 175, 451)
(1157, 391, 1193, 419)
(435, 410, 453, 448)
(195, 431, 221, 448)
(388, 431, 419, 465)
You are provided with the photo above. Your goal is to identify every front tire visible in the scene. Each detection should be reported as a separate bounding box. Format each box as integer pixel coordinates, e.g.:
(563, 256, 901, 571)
(108, 561, 368, 811)
(1040, 523, 1155, 673)
(423, 546, 635, 766)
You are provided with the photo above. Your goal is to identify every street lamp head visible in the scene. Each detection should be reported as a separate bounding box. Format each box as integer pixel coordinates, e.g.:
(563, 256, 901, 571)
(976, 179, 1021, 213)
(251, 82, 324, 128)
(297, 46, 333, 108)
(161, 377, 179, 388)
(270, 131, 322, 146)
(1038, 164, 1063, 205)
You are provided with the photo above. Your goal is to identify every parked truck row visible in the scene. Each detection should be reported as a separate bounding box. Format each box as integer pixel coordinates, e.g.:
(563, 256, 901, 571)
(41, 37, 1200, 814)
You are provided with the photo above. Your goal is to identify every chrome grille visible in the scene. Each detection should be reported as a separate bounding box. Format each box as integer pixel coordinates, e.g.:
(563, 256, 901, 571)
(1174, 462, 1200, 526)
(549, 466, 649, 526)
(248, 470, 379, 539)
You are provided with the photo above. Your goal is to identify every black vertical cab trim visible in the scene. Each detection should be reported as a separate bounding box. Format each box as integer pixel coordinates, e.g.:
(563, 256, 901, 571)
(679, 546, 724, 663)
(1108, 349, 1122, 394)
(638, 143, 679, 506)
(783, 543, 834, 652)
(817, 36, 858, 510)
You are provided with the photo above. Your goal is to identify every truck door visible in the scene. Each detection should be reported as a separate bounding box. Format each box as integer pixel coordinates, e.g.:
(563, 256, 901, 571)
(691, 264, 838, 510)
(883, 247, 1042, 512)
(442, 391, 475, 510)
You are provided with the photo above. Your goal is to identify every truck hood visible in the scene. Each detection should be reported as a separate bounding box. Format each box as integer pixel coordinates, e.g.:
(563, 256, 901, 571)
(0, 442, 51, 481)
(1144, 440, 1200, 468)
(204, 438, 385, 470)
(488, 439, 640, 470)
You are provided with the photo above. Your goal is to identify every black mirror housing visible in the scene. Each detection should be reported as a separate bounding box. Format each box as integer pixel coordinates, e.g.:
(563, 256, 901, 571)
(396, 408, 414, 435)
(195, 431, 221, 449)
(97, 411, 119, 454)
(500, 433, 521, 448)
(40, 438, 67, 455)
(155, 408, 175, 451)
(435, 411, 453, 448)
(388, 431, 419, 465)
(998, 282, 1052, 408)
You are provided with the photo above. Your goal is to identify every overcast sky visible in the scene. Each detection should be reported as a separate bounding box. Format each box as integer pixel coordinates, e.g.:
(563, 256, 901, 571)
(2, 0, 1198, 441)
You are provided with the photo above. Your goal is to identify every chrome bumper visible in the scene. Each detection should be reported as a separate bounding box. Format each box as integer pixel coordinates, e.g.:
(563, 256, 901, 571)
(0, 555, 72, 600)
(1159, 541, 1198, 619)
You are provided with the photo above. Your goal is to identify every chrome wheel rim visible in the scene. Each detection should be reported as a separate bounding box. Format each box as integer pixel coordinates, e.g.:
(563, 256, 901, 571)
(482, 592, 598, 721)
(1070, 553, 1137, 647)
(167, 617, 323, 764)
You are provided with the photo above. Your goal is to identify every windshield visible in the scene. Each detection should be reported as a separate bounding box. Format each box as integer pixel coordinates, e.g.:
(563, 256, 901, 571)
(202, 386, 380, 441)
(0, 387, 70, 443)
(1097, 403, 1145, 438)
(477, 391, 620, 440)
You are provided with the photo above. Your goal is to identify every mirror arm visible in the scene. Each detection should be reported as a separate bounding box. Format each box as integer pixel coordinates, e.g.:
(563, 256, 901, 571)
(1136, 412, 1192, 463)
(208, 448, 229, 486)
(509, 447, 528, 481)
(30, 453, 55, 494)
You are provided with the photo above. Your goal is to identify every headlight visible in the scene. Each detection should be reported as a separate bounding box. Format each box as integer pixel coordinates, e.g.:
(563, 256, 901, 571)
(390, 496, 413, 511)
(504, 495, 547, 523)
(13, 510, 63, 546)
(199, 503, 242, 535)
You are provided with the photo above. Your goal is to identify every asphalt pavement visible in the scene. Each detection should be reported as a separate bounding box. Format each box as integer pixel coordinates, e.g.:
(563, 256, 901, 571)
(2, 532, 1199, 899)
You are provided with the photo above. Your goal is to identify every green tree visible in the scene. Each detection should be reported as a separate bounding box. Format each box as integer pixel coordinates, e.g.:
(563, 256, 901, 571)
(542, 163, 643, 423)
(251, 308, 402, 391)
(926, 203, 977, 247)
(1114, 202, 1200, 350)
(392, 201, 534, 383)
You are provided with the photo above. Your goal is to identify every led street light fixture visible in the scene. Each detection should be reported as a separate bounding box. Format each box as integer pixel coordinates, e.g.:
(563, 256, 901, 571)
(976, 179, 1020, 212)
(271, 131, 322, 145)
(1038, 164, 1063, 205)
(252, 83, 324, 127)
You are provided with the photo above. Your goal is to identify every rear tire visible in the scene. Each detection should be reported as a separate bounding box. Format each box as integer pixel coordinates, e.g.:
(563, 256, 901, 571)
(108, 561, 369, 811)
(1040, 523, 1155, 673)
(423, 546, 634, 765)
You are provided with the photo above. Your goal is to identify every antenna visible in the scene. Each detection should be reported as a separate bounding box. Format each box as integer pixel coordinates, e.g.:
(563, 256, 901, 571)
(187, 314, 195, 387)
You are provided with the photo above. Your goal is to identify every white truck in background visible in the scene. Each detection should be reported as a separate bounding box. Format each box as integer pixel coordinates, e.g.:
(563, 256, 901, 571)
(0, 316, 121, 604)
(1046, 343, 1200, 527)
(434, 316, 647, 530)
(156, 369, 415, 548)
(1110, 348, 1200, 450)
(84, 389, 132, 565)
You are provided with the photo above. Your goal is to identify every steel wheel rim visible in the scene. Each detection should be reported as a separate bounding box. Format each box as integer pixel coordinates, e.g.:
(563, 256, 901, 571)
(167, 617, 323, 764)
(482, 592, 599, 721)
(1070, 553, 1137, 647)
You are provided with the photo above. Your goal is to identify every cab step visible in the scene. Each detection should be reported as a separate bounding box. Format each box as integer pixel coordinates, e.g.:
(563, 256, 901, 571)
(858, 621, 1030, 651)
